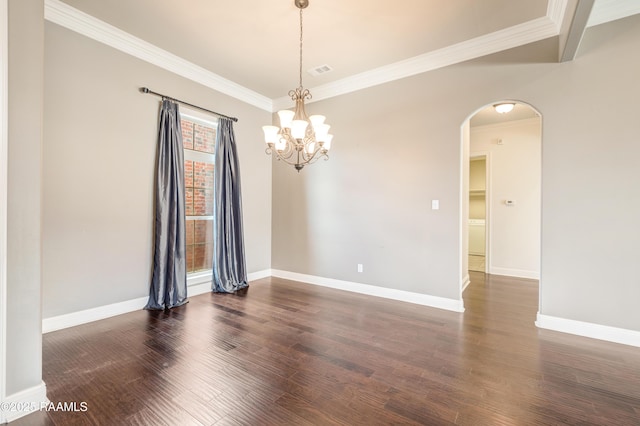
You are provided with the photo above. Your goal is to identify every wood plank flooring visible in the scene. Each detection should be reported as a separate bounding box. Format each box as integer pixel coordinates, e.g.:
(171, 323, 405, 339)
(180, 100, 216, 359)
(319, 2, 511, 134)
(13, 273, 640, 425)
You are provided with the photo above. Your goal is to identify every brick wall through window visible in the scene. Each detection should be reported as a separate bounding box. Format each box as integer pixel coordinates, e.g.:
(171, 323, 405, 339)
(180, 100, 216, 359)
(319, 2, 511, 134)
(181, 113, 216, 273)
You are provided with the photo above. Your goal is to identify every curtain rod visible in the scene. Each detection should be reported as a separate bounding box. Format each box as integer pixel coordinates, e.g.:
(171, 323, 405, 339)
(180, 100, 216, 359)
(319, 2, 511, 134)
(139, 87, 238, 122)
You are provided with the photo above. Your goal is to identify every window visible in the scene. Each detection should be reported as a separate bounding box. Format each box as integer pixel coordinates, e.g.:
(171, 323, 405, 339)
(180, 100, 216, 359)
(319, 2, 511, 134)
(180, 110, 216, 274)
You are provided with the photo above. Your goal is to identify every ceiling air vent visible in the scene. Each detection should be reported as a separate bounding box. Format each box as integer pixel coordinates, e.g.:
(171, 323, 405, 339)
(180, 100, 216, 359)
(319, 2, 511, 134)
(307, 64, 333, 77)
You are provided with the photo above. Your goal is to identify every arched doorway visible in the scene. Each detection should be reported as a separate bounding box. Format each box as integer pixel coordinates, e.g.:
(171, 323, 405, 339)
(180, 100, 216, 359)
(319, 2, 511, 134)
(460, 101, 542, 307)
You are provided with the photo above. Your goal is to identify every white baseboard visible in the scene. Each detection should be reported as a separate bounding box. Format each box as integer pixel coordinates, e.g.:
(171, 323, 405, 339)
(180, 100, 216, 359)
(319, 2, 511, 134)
(489, 266, 539, 280)
(0, 381, 48, 423)
(42, 268, 460, 332)
(536, 313, 640, 348)
(42, 269, 272, 333)
(42, 295, 148, 334)
(271, 269, 465, 313)
(247, 269, 273, 282)
(461, 274, 471, 292)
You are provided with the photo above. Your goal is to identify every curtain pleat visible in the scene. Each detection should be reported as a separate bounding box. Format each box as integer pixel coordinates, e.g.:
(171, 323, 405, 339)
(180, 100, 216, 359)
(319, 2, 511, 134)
(212, 118, 248, 293)
(145, 99, 188, 310)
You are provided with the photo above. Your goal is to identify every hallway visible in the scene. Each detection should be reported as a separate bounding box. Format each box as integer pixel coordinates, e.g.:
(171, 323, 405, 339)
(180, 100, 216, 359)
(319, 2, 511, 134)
(468, 255, 485, 272)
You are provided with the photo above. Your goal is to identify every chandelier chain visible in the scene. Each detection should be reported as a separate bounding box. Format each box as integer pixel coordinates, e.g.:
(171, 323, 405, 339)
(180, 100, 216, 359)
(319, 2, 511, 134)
(299, 8, 304, 88)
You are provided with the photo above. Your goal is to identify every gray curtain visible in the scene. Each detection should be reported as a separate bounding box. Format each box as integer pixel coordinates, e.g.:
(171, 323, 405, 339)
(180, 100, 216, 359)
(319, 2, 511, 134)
(145, 99, 188, 310)
(212, 118, 248, 293)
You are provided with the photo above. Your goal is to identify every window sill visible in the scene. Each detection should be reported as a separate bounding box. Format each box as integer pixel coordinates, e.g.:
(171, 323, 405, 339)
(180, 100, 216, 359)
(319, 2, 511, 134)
(187, 270, 212, 286)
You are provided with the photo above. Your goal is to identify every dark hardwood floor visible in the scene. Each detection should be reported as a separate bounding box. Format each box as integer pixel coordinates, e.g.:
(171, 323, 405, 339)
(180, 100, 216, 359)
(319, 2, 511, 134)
(13, 273, 640, 425)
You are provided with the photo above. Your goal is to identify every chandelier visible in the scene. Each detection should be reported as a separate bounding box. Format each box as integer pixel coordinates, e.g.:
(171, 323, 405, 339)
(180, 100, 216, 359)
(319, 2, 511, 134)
(262, 0, 333, 172)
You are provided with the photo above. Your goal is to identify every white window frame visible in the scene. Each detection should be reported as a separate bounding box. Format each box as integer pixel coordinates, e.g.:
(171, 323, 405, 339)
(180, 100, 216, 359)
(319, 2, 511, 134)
(180, 107, 217, 284)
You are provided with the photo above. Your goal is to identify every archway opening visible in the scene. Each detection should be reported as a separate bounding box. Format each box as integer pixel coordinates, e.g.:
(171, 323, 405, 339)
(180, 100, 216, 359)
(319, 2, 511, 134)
(460, 101, 542, 314)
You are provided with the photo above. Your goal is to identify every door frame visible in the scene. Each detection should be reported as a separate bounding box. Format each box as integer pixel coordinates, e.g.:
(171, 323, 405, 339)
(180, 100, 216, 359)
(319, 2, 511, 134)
(469, 152, 490, 273)
(459, 100, 543, 313)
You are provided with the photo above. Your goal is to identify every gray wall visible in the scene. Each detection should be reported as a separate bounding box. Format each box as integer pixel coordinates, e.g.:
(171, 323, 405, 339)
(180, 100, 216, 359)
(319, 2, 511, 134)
(7, 0, 43, 395)
(272, 74, 465, 300)
(43, 23, 272, 318)
(540, 17, 640, 329)
(272, 15, 640, 330)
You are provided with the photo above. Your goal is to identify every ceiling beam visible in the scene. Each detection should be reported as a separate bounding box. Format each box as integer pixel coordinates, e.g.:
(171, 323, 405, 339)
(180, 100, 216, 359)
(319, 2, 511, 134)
(559, 0, 595, 62)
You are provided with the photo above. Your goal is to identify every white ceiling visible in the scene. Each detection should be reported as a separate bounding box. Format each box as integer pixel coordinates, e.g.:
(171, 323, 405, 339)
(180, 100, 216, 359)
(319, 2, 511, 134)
(52, 0, 640, 110)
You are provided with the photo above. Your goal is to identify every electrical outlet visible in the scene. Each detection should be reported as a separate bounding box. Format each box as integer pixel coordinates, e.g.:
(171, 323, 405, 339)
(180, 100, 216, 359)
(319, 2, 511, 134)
(357, 264, 363, 273)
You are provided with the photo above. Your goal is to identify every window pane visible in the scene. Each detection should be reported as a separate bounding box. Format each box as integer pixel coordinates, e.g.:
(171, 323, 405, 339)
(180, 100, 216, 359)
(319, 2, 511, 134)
(185, 187, 194, 216)
(194, 161, 214, 189)
(194, 243, 213, 272)
(181, 119, 194, 150)
(187, 219, 213, 273)
(182, 114, 215, 275)
(186, 244, 195, 273)
(186, 220, 195, 273)
(184, 159, 193, 188)
(186, 219, 195, 246)
(193, 188, 213, 216)
(194, 123, 216, 153)
(194, 220, 213, 244)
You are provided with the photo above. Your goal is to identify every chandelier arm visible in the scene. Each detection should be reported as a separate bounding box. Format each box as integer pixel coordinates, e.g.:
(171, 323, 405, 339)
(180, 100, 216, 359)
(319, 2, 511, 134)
(303, 151, 329, 166)
(298, 143, 328, 163)
(271, 144, 295, 160)
(272, 151, 308, 167)
(267, 138, 327, 167)
(270, 146, 294, 159)
(276, 157, 300, 166)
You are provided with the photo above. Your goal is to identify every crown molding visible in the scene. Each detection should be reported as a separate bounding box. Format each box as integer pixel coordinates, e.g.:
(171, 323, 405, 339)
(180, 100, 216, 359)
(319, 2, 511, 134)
(44, 0, 273, 112)
(547, 0, 569, 31)
(274, 1, 567, 110)
(44, 0, 586, 112)
(587, 0, 640, 27)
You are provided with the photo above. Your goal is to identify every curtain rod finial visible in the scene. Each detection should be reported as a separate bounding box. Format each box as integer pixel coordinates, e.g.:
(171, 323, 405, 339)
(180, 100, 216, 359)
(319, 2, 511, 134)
(140, 87, 149, 93)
